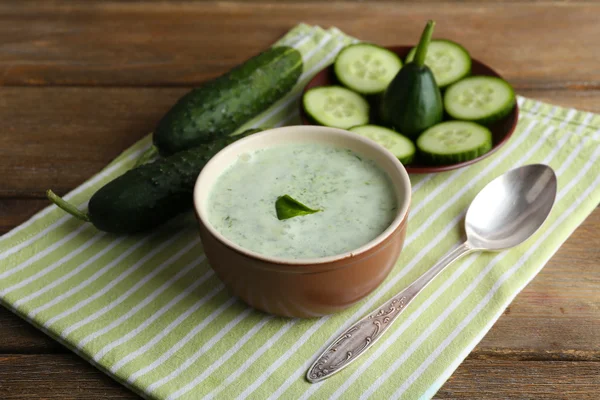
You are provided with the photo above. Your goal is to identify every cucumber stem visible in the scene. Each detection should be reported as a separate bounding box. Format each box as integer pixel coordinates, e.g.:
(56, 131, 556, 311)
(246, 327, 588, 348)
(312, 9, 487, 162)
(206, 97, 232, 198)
(135, 144, 159, 167)
(46, 190, 91, 222)
(413, 20, 435, 67)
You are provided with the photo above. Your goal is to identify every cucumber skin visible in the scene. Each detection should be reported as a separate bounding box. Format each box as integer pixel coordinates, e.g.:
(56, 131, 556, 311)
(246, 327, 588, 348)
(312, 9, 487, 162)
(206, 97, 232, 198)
(380, 63, 444, 138)
(444, 77, 516, 125)
(88, 129, 261, 233)
(399, 152, 415, 165)
(416, 124, 492, 165)
(153, 46, 302, 156)
(417, 141, 491, 165)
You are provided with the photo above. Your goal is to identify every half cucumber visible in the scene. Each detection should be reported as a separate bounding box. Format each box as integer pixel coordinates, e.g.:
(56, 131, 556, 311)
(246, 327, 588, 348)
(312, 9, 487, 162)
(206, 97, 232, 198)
(444, 76, 515, 125)
(406, 39, 471, 88)
(416, 121, 492, 165)
(334, 43, 403, 95)
(349, 125, 415, 165)
(303, 86, 369, 129)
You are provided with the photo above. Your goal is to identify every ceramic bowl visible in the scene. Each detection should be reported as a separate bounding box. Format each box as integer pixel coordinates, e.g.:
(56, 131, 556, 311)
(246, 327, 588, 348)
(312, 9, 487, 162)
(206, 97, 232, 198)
(301, 45, 519, 174)
(193, 125, 411, 318)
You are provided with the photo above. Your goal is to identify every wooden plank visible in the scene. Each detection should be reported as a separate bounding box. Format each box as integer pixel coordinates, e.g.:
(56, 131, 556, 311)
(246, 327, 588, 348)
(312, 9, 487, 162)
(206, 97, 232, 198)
(1, 87, 600, 197)
(11, 0, 594, 2)
(0, 354, 138, 399)
(0, 306, 63, 353)
(1, 208, 598, 356)
(0, 2, 599, 88)
(519, 88, 600, 112)
(0, 199, 48, 235)
(436, 360, 600, 399)
(0, 87, 186, 197)
(0, 354, 597, 399)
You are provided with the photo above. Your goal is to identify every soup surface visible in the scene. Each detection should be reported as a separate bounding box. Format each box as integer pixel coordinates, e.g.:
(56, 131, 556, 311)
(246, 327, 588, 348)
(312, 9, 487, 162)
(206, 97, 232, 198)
(207, 143, 397, 259)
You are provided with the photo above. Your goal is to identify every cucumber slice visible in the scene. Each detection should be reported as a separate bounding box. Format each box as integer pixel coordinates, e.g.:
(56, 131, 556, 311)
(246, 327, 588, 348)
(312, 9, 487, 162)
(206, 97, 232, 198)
(334, 44, 403, 95)
(406, 39, 471, 88)
(349, 125, 415, 165)
(303, 86, 369, 129)
(416, 121, 492, 165)
(444, 76, 515, 125)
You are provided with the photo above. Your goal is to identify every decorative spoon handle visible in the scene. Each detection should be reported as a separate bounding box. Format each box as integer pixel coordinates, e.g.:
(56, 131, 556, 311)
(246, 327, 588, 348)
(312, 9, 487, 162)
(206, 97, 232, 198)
(306, 242, 474, 383)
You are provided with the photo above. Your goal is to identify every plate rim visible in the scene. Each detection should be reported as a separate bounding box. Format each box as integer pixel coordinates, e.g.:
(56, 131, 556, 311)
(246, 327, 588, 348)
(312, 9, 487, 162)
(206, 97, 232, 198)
(299, 44, 519, 174)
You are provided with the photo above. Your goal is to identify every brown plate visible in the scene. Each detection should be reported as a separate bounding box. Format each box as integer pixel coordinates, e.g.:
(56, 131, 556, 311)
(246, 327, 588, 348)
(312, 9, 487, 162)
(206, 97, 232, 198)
(300, 45, 519, 174)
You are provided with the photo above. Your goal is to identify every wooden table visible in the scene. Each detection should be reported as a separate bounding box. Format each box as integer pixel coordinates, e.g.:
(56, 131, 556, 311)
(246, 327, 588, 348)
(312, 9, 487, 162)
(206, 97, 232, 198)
(1, 1, 598, 398)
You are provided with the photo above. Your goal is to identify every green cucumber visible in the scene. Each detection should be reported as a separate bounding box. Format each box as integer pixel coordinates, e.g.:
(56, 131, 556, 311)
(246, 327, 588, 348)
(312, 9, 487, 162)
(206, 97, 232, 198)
(416, 121, 492, 165)
(47, 128, 262, 233)
(154, 46, 302, 156)
(406, 39, 471, 88)
(303, 86, 369, 129)
(380, 20, 443, 138)
(349, 125, 415, 165)
(334, 43, 402, 95)
(444, 76, 515, 125)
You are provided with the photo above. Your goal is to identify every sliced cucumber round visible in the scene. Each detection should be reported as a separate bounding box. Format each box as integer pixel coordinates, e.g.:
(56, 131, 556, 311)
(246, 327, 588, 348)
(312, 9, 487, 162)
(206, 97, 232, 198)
(334, 43, 403, 95)
(416, 121, 492, 165)
(444, 76, 515, 125)
(349, 125, 415, 165)
(303, 86, 369, 129)
(406, 39, 471, 88)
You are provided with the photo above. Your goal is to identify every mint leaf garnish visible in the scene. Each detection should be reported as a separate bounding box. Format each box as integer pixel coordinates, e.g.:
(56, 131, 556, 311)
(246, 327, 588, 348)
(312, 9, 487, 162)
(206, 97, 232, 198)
(275, 195, 321, 220)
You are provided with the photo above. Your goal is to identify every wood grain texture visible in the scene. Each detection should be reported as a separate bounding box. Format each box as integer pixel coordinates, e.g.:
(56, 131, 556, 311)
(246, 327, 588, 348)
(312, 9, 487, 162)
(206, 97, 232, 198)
(0, 307, 63, 353)
(0, 2, 599, 88)
(0, 1, 599, 398)
(435, 360, 600, 399)
(0, 354, 598, 399)
(2, 87, 600, 198)
(0, 87, 186, 197)
(0, 199, 48, 234)
(0, 354, 138, 399)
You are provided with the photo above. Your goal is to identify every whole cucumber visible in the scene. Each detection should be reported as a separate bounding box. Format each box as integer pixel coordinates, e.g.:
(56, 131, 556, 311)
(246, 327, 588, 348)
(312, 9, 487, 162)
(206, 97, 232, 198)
(154, 46, 302, 156)
(47, 129, 262, 234)
(380, 21, 443, 138)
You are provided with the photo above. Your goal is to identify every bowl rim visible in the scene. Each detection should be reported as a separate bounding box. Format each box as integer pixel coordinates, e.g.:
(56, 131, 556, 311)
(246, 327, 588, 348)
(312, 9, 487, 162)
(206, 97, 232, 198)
(299, 44, 519, 174)
(193, 125, 411, 266)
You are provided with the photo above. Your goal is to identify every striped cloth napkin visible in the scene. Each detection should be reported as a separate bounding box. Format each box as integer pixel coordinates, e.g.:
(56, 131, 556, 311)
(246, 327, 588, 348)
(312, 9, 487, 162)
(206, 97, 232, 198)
(1, 24, 599, 400)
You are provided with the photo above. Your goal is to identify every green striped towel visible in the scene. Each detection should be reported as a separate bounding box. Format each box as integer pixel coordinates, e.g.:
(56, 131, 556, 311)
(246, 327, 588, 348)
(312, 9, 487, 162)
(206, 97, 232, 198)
(1, 24, 599, 400)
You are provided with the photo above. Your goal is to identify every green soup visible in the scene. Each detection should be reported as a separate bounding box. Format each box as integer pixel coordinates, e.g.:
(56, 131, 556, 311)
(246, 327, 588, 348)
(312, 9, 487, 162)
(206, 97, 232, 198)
(207, 143, 397, 259)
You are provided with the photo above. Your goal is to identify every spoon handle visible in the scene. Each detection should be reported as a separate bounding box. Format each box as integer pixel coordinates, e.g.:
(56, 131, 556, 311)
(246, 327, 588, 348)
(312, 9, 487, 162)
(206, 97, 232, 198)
(306, 242, 474, 383)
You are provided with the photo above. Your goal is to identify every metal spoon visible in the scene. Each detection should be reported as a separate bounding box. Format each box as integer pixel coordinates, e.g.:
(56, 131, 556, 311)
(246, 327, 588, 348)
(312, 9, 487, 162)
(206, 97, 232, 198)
(307, 164, 557, 383)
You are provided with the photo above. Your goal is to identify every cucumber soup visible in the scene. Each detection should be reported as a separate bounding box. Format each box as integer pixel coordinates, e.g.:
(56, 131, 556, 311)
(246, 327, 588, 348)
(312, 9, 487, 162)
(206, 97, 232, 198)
(207, 143, 397, 259)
